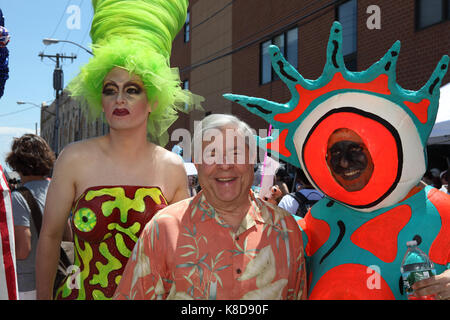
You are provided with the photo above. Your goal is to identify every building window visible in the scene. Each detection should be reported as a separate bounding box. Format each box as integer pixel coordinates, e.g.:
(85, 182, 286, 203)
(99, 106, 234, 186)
(286, 28, 298, 70)
(184, 11, 190, 43)
(183, 79, 189, 111)
(416, 0, 449, 29)
(261, 41, 272, 85)
(448, 0, 450, 19)
(337, 0, 357, 71)
(260, 27, 298, 85)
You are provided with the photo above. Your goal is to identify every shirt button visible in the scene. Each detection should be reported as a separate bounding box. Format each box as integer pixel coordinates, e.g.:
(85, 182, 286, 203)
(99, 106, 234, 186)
(236, 236, 240, 241)
(236, 268, 242, 274)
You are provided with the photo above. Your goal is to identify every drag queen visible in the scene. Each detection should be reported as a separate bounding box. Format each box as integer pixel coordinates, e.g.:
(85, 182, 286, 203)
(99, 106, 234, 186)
(36, 0, 200, 300)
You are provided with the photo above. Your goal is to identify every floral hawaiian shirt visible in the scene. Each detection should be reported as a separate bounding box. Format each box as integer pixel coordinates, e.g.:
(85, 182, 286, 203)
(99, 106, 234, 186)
(114, 190, 307, 300)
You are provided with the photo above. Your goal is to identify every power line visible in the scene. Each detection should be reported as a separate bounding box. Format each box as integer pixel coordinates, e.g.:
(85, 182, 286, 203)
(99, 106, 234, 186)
(187, 0, 328, 69)
(44, 0, 72, 53)
(75, 5, 91, 57)
(0, 106, 35, 118)
(191, 0, 235, 31)
(181, 0, 345, 74)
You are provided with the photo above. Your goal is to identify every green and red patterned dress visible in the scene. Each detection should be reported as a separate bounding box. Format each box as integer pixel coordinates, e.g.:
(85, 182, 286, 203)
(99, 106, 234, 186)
(55, 185, 167, 300)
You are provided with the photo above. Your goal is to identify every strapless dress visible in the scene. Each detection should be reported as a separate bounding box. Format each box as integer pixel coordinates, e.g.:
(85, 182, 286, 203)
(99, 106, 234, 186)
(55, 185, 167, 300)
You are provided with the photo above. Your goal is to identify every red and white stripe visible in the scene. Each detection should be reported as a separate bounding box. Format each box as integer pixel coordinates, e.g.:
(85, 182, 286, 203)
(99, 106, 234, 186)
(0, 165, 18, 300)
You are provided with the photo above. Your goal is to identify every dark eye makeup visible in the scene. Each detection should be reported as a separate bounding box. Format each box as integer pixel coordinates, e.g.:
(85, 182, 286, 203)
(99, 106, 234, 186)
(102, 82, 143, 95)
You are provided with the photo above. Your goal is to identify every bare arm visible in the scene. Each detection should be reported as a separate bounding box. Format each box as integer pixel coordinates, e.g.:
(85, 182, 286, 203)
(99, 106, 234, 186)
(35, 146, 77, 299)
(165, 154, 190, 204)
(14, 226, 31, 260)
(169, 163, 190, 204)
(62, 219, 73, 242)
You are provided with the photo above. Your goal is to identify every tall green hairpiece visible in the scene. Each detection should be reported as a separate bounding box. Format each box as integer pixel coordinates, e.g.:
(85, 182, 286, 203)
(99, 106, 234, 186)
(68, 0, 202, 146)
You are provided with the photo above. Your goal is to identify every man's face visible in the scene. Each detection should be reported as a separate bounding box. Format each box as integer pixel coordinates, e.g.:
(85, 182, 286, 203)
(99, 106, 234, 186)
(326, 128, 374, 192)
(195, 126, 254, 209)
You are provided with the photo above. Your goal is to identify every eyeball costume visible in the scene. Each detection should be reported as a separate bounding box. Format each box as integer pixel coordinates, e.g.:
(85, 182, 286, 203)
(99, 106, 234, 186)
(56, 0, 200, 300)
(224, 22, 450, 299)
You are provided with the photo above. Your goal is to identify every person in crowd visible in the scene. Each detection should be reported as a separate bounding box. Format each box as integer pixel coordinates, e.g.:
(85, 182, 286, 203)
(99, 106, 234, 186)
(224, 21, 450, 299)
(430, 168, 442, 189)
(0, 164, 18, 300)
(114, 114, 307, 300)
(187, 175, 198, 197)
(36, 0, 200, 300)
(5, 134, 68, 300)
(422, 170, 434, 186)
(263, 185, 283, 205)
(440, 170, 448, 194)
(4, 171, 20, 191)
(278, 168, 324, 219)
(262, 168, 291, 205)
(273, 168, 290, 197)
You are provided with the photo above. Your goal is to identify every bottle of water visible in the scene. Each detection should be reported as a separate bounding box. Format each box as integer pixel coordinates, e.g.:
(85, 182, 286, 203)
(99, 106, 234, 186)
(400, 240, 436, 300)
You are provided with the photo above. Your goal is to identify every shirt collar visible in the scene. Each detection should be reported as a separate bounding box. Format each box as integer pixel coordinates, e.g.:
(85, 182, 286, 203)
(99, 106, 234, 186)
(188, 189, 265, 235)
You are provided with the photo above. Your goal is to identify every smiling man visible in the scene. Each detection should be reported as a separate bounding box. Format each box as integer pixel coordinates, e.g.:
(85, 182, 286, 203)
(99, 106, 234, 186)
(326, 128, 374, 192)
(114, 114, 307, 300)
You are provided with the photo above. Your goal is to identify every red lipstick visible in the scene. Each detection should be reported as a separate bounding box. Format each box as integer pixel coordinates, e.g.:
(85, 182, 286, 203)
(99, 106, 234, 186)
(113, 108, 130, 116)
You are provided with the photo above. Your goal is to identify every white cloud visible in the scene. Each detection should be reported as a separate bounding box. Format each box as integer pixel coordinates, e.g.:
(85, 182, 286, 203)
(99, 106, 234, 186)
(0, 127, 35, 136)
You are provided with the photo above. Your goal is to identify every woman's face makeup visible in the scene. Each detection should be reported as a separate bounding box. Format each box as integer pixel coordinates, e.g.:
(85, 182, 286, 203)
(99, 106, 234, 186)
(101, 67, 151, 129)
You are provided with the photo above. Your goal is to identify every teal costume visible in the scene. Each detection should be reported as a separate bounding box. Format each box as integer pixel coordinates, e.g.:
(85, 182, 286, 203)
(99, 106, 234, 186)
(224, 22, 450, 299)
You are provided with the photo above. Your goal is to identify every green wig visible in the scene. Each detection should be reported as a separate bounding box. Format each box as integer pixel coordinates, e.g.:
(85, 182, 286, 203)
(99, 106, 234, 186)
(68, 0, 201, 146)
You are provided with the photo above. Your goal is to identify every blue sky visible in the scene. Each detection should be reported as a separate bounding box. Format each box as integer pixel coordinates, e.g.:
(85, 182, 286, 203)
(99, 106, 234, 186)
(0, 0, 93, 170)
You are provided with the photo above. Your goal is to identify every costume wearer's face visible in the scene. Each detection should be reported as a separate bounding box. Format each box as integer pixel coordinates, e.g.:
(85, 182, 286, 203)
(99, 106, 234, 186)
(326, 128, 374, 192)
(195, 126, 254, 209)
(101, 67, 152, 131)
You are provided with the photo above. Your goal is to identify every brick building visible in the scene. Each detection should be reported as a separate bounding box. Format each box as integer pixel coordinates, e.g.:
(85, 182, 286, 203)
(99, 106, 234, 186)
(168, 0, 450, 167)
(40, 90, 108, 155)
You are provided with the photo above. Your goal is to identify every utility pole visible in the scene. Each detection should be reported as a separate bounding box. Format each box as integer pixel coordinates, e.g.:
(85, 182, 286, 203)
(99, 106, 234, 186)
(39, 52, 76, 155)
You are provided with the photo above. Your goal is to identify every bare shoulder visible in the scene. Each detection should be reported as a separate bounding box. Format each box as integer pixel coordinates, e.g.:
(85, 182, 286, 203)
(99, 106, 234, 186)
(149, 144, 189, 203)
(53, 137, 107, 185)
(53, 137, 105, 177)
(152, 145, 186, 170)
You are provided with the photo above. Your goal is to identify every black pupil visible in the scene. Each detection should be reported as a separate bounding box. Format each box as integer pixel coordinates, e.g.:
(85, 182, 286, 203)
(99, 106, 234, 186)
(82, 216, 88, 223)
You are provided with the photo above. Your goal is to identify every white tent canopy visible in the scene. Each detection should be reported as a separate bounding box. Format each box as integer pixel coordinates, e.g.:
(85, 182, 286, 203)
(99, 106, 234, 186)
(183, 162, 198, 176)
(428, 82, 450, 145)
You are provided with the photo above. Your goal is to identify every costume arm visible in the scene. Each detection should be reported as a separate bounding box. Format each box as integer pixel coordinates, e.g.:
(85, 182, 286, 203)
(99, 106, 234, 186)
(288, 216, 307, 300)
